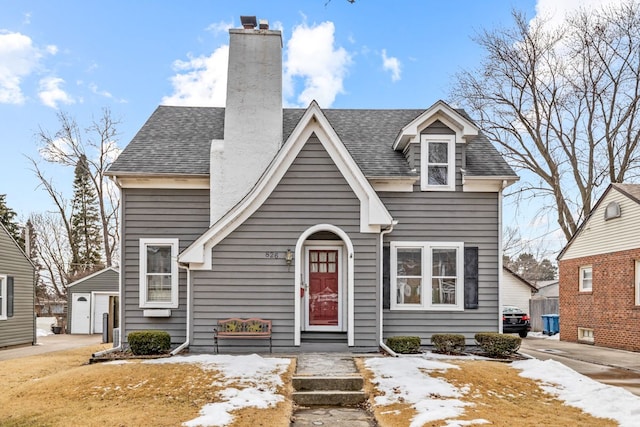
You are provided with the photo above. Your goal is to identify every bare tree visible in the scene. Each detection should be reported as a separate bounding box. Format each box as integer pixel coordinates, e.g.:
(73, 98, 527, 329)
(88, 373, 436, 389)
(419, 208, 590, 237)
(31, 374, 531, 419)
(28, 108, 121, 267)
(29, 212, 72, 299)
(452, 1, 640, 241)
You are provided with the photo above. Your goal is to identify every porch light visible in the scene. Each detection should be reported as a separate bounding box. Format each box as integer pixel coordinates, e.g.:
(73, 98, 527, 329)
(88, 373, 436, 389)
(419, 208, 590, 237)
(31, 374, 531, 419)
(286, 249, 294, 266)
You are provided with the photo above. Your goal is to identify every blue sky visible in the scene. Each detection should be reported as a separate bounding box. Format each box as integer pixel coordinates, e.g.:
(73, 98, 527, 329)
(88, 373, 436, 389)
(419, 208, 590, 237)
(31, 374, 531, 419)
(1, 0, 615, 256)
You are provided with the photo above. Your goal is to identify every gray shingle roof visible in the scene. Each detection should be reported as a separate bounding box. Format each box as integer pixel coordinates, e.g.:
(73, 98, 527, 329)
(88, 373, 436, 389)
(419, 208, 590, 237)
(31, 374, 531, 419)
(108, 105, 516, 179)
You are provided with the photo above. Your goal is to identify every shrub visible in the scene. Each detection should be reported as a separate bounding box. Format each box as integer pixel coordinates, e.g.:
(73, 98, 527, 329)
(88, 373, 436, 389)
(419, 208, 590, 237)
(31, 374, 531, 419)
(128, 330, 171, 355)
(386, 336, 421, 354)
(474, 332, 521, 357)
(431, 334, 466, 354)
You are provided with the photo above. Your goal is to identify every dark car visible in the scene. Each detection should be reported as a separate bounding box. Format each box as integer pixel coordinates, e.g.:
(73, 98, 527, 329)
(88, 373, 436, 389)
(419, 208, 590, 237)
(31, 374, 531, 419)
(502, 305, 531, 338)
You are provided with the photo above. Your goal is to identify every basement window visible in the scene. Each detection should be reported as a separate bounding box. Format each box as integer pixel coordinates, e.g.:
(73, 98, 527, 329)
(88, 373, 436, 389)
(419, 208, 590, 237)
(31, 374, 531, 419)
(578, 327, 594, 343)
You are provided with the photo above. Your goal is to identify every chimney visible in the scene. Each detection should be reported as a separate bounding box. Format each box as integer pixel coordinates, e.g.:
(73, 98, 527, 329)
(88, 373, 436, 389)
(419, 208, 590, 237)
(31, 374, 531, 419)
(210, 16, 283, 224)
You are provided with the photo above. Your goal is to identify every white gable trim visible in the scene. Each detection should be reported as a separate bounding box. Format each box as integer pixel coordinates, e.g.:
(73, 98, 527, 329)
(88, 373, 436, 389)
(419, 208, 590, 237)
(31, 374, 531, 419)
(180, 101, 393, 267)
(393, 100, 479, 151)
(67, 267, 120, 288)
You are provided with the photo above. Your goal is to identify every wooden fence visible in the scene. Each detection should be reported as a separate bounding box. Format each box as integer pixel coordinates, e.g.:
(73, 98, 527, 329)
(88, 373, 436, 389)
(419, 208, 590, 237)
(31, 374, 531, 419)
(529, 298, 559, 332)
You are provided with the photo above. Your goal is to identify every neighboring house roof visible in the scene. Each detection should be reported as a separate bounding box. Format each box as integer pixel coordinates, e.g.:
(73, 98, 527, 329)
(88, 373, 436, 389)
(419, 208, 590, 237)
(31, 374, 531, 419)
(558, 183, 640, 260)
(503, 266, 539, 292)
(108, 105, 516, 180)
(0, 222, 36, 269)
(67, 267, 119, 288)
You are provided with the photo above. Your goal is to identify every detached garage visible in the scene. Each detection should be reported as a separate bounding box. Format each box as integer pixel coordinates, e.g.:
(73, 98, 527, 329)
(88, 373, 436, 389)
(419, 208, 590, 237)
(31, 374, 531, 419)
(68, 267, 119, 341)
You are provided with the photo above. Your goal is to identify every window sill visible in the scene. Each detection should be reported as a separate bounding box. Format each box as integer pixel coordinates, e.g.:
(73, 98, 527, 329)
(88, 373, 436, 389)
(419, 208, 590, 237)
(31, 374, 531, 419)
(143, 309, 172, 317)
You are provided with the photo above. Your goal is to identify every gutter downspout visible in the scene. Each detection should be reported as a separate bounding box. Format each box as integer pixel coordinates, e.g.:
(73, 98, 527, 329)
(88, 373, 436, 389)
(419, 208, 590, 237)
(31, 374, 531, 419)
(171, 264, 191, 355)
(498, 180, 506, 334)
(380, 220, 398, 357)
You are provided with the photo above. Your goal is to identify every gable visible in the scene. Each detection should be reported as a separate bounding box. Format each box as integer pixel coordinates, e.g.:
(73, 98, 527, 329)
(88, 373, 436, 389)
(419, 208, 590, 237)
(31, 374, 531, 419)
(67, 267, 119, 289)
(180, 102, 393, 268)
(560, 185, 640, 260)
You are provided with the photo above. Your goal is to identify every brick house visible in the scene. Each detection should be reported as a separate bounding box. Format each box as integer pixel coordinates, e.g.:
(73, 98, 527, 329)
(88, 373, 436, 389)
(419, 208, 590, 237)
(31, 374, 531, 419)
(557, 183, 640, 352)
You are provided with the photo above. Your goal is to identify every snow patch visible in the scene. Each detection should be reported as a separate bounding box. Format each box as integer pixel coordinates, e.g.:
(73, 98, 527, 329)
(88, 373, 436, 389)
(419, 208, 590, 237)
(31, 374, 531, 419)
(513, 359, 640, 427)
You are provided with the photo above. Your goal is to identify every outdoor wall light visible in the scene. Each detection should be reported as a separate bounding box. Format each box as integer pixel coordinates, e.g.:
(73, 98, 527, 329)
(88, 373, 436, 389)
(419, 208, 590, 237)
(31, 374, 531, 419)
(285, 249, 293, 266)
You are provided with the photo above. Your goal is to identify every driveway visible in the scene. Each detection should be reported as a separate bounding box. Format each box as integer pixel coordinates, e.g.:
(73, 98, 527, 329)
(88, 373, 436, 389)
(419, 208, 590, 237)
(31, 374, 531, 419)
(520, 335, 640, 396)
(0, 334, 104, 361)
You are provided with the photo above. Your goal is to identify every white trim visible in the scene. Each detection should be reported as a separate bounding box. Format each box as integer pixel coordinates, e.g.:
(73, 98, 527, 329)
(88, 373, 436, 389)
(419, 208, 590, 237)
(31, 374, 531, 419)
(635, 260, 640, 306)
(304, 245, 344, 332)
(369, 178, 417, 192)
(139, 238, 179, 309)
(181, 101, 393, 268)
(113, 176, 209, 189)
(294, 224, 355, 347)
(579, 265, 593, 292)
(421, 134, 455, 191)
(67, 267, 119, 288)
(463, 176, 519, 192)
(393, 100, 479, 151)
(0, 274, 6, 321)
(390, 241, 465, 311)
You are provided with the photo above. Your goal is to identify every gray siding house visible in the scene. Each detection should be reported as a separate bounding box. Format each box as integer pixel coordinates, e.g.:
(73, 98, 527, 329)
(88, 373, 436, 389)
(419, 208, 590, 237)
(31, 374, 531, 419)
(0, 223, 35, 348)
(107, 18, 518, 353)
(67, 267, 119, 340)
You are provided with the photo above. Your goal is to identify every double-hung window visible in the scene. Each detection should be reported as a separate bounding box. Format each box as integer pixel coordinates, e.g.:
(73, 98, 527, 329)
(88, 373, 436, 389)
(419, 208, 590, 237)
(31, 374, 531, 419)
(421, 134, 455, 191)
(635, 261, 640, 306)
(139, 238, 179, 308)
(0, 275, 6, 320)
(391, 242, 464, 310)
(579, 266, 592, 292)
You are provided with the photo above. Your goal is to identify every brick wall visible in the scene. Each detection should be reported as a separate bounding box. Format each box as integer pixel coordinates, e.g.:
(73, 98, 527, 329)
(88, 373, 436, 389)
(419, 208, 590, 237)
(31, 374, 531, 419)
(559, 248, 640, 352)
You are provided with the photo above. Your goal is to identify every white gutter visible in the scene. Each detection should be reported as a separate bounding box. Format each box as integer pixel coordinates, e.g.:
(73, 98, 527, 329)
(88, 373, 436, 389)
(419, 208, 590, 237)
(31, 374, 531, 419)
(379, 220, 398, 357)
(498, 180, 506, 333)
(171, 264, 191, 355)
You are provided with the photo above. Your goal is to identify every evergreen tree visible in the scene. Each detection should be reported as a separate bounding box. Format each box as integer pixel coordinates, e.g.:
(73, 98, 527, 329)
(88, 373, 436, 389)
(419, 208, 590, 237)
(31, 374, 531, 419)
(69, 155, 103, 276)
(0, 194, 24, 248)
(21, 219, 48, 302)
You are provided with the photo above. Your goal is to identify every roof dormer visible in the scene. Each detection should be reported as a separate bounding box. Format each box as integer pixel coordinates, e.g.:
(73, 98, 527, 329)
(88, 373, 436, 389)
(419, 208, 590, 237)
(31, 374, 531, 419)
(392, 100, 479, 152)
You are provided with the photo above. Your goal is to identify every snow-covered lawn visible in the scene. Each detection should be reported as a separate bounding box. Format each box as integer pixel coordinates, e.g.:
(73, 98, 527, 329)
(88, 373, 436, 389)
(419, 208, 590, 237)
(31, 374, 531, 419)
(364, 353, 640, 427)
(112, 354, 291, 427)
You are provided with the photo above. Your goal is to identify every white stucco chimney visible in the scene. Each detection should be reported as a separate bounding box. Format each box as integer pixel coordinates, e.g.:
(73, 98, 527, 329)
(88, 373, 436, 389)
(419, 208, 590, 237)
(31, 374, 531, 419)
(210, 17, 283, 224)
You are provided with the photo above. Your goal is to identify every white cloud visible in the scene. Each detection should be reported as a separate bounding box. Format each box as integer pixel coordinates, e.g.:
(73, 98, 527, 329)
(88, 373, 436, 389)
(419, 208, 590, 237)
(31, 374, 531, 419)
(161, 44, 229, 107)
(38, 76, 74, 108)
(534, 0, 627, 29)
(284, 21, 352, 108)
(381, 49, 401, 82)
(88, 82, 113, 99)
(0, 31, 42, 104)
(206, 20, 234, 36)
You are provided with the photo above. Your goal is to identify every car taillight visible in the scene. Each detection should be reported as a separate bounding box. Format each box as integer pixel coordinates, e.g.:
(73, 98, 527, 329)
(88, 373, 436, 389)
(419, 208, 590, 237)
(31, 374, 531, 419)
(522, 314, 529, 321)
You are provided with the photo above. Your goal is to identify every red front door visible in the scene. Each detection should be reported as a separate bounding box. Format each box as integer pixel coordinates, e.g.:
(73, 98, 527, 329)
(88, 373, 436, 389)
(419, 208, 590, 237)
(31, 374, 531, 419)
(308, 249, 339, 326)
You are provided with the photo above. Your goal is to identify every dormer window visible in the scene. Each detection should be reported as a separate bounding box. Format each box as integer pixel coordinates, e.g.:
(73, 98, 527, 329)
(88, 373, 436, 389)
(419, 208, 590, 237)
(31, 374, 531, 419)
(421, 134, 455, 191)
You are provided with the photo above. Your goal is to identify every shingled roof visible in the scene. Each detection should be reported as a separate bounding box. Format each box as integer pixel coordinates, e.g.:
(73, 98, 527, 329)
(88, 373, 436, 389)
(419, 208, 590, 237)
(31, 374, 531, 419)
(108, 105, 516, 179)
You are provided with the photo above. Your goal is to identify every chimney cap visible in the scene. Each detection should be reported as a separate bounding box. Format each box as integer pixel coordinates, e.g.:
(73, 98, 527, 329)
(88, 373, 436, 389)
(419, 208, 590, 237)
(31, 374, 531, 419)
(259, 19, 269, 30)
(240, 16, 257, 29)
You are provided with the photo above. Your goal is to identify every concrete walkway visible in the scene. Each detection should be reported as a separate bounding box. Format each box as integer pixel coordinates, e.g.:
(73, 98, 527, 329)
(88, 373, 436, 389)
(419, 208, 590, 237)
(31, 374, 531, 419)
(291, 353, 376, 427)
(521, 335, 640, 396)
(0, 334, 104, 361)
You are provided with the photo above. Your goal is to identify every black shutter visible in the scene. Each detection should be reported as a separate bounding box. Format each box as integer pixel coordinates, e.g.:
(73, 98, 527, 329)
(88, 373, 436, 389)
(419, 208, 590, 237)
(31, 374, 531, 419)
(7, 276, 14, 318)
(464, 247, 479, 309)
(383, 245, 390, 309)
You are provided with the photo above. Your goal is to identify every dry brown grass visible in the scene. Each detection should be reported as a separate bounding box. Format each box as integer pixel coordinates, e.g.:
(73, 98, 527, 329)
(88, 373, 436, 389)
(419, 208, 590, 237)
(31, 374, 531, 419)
(0, 345, 294, 427)
(357, 358, 618, 427)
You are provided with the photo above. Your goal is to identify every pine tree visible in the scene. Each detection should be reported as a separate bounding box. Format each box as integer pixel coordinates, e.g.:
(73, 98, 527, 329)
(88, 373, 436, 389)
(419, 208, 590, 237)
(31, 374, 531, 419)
(21, 219, 48, 302)
(69, 155, 103, 277)
(0, 194, 24, 248)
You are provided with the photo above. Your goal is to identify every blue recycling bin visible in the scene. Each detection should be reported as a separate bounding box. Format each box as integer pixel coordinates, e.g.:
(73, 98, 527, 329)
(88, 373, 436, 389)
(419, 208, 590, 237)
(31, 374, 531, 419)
(541, 314, 560, 335)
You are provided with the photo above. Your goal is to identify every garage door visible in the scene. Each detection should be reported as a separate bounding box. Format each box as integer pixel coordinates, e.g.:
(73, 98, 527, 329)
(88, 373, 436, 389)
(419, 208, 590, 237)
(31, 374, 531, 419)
(93, 294, 111, 334)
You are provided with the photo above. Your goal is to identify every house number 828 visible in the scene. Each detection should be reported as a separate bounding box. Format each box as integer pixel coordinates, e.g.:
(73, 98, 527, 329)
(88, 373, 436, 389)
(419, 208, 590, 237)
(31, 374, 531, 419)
(265, 251, 279, 259)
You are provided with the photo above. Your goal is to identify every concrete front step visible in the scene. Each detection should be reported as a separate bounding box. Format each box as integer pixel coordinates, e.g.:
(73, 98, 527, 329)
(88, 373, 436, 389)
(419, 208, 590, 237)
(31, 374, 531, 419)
(293, 375, 364, 391)
(293, 390, 367, 406)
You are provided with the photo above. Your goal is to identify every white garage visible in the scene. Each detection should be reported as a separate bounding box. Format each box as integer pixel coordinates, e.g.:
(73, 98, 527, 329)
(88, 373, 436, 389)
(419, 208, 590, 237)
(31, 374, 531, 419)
(68, 268, 119, 340)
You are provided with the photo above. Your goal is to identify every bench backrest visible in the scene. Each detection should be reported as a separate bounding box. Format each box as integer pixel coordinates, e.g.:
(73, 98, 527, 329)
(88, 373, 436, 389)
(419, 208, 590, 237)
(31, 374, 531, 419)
(216, 318, 272, 335)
